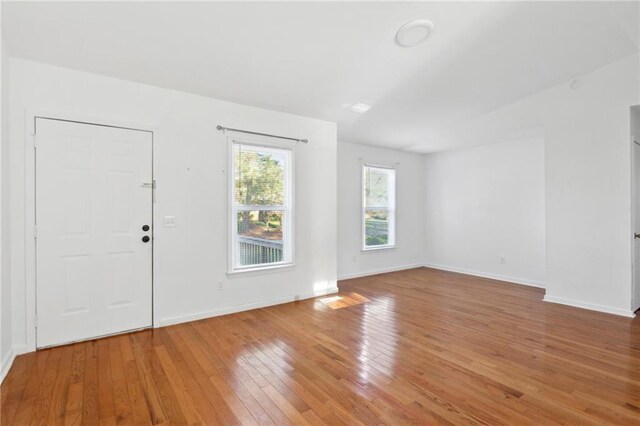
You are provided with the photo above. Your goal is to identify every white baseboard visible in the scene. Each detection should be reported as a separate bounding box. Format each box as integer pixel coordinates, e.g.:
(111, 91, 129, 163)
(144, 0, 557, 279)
(1, 344, 27, 384)
(338, 263, 425, 281)
(543, 295, 636, 318)
(158, 286, 340, 327)
(424, 264, 635, 318)
(424, 263, 545, 289)
(0, 349, 16, 384)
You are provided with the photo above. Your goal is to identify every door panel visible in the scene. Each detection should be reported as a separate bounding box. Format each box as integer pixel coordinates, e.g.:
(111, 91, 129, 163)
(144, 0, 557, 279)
(35, 118, 153, 348)
(634, 141, 640, 312)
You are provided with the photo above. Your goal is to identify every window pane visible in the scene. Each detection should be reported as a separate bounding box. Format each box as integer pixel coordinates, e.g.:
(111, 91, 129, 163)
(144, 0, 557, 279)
(236, 210, 284, 266)
(234, 145, 286, 206)
(365, 167, 394, 208)
(365, 210, 389, 247)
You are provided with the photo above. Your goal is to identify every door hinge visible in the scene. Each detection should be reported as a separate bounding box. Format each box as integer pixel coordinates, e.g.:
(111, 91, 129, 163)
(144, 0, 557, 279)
(32, 133, 38, 149)
(34, 225, 38, 239)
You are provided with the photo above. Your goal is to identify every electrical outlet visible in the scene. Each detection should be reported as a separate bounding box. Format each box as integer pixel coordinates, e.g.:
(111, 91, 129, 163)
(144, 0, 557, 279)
(163, 216, 176, 227)
(500, 256, 506, 264)
(217, 281, 224, 291)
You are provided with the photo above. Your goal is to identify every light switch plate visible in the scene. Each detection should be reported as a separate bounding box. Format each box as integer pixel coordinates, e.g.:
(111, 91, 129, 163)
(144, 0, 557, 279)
(163, 216, 176, 227)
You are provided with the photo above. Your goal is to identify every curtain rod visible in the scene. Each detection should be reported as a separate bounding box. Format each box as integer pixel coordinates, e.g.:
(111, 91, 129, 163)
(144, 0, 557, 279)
(217, 125, 309, 143)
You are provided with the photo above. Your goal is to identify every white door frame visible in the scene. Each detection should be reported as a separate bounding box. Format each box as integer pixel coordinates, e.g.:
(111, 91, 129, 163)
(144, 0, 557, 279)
(631, 134, 639, 314)
(24, 109, 157, 351)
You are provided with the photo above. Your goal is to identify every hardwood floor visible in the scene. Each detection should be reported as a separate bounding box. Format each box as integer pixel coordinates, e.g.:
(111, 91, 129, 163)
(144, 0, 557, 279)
(2, 267, 640, 425)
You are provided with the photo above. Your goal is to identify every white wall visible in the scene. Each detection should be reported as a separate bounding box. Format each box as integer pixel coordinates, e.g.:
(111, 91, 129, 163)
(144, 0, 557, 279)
(432, 54, 639, 316)
(337, 141, 424, 279)
(0, 2, 11, 380)
(424, 138, 546, 287)
(8, 58, 337, 353)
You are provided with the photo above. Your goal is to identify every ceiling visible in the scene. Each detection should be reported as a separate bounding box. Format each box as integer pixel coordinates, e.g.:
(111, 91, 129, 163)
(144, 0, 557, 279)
(4, 1, 639, 153)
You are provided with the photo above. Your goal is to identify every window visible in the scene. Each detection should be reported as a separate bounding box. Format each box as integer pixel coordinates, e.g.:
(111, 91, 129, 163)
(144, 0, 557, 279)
(362, 165, 396, 250)
(230, 142, 292, 272)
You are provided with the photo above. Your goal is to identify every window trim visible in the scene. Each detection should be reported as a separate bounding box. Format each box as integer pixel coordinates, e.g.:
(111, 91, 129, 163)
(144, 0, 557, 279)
(361, 163, 397, 251)
(228, 138, 294, 274)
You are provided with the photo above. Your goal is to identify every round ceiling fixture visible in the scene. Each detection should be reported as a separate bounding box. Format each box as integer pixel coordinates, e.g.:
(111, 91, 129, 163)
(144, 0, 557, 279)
(395, 19, 433, 47)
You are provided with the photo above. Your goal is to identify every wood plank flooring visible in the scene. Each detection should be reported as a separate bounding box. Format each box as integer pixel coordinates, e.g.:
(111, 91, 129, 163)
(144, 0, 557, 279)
(2, 267, 640, 425)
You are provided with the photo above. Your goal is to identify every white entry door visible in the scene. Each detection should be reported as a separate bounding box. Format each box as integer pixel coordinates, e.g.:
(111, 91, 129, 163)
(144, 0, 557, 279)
(35, 118, 153, 348)
(634, 139, 640, 312)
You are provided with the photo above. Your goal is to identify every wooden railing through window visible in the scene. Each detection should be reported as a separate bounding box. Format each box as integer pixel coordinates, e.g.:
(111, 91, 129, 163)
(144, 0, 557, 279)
(238, 236, 283, 265)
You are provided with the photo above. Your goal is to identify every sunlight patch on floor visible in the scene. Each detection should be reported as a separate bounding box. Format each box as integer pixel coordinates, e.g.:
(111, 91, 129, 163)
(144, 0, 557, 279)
(318, 292, 369, 309)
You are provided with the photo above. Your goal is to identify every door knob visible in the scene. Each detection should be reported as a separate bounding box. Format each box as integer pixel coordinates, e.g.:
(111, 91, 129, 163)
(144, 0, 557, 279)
(635, 233, 640, 239)
(142, 225, 150, 231)
(142, 235, 150, 243)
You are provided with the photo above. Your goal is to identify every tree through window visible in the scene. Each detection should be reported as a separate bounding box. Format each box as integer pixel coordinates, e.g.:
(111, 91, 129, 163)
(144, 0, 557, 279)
(363, 165, 396, 250)
(231, 143, 292, 270)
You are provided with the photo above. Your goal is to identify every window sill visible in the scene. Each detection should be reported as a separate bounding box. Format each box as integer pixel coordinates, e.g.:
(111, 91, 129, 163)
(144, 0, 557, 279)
(227, 262, 295, 278)
(361, 245, 397, 252)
